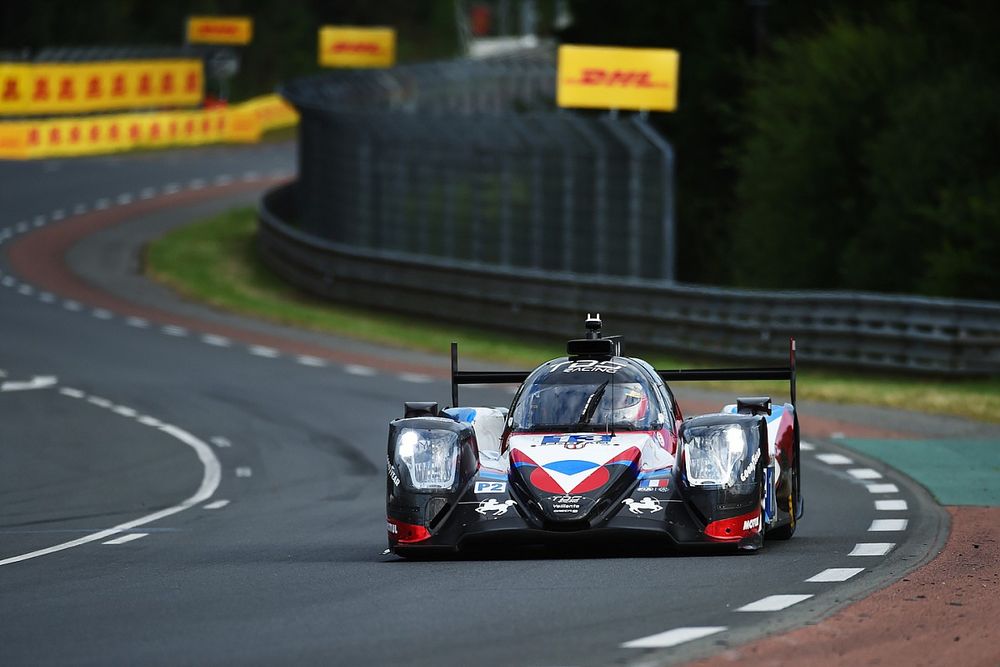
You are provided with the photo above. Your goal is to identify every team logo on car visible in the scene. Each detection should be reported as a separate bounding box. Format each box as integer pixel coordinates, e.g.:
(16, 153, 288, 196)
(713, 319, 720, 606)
(476, 498, 516, 516)
(623, 497, 663, 515)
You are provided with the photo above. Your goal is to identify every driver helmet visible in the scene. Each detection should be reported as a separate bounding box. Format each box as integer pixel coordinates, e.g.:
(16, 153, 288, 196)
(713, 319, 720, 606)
(598, 382, 649, 425)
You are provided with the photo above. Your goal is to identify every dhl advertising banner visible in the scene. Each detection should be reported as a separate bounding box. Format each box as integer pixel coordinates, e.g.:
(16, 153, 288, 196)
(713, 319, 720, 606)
(0, 94, 297, 160)
(186, 16, 254, 45)
(557, 45, 680, 112)
(0, 59, 204, 116)
(318, 26, 396, 68)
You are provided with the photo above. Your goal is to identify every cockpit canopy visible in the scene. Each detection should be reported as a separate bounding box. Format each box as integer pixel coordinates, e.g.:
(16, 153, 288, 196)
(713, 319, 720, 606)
(510, 357, 661, 432)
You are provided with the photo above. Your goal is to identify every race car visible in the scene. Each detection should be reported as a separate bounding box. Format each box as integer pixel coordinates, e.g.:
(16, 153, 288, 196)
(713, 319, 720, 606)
(386, 315, 802, 556)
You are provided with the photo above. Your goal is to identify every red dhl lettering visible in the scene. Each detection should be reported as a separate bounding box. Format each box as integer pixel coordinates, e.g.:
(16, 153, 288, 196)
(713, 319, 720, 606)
(89, 125, 100, 141)
(33, 78, 50, 101)
(150, 123, 161, 139)
(185, 72, 200, 93)
(567, 68, 668, 89)
(86, 76, 101, 98)
(3, 78, 19, 101)
(69, 126, 81, 143)
(129, 124, 140, 140)
(27, 128, 39, 145)
(111, 74, 126, 97)
(49, 127, 60, 144)
(168, 121, 178, 137)
(161, 72, 174, 94)
(196, 24, 239, 35)
(58, 77, 75, 100)
(108, 124, 120, 140)
(137, 74, 152, 95)
(330, 41, 381, 54)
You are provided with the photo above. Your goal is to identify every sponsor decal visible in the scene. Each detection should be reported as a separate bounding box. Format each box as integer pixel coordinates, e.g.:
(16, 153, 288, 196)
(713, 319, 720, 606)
(538, 433, 613, 449)
(555, 359, 627, 374)
(318, 26, 395, 68)
(623, 496, 663, 515)
(474, 481, 507, 494)
(739, 448, 761, 483)
(639, 478, 669, 491)
(557, 44, 680, 112)
(386, 455, 400, 487)
(742, 515, 760, 531)
(475, 498, 516, 517)
(386, 521, 398, 534)
(186, 16, 253, 45)
(549, 494, 585, 514)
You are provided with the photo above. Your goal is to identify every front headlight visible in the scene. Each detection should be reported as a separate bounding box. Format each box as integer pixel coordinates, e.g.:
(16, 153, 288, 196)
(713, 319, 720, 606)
(395, 428, 459, 490)
(683, 424, 749, 487)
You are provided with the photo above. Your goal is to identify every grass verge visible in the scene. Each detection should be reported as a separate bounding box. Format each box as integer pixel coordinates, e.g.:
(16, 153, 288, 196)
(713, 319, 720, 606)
(145, 207, 1000, 423)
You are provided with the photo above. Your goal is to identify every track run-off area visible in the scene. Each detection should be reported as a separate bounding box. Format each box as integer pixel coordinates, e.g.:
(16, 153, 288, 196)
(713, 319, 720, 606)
(1, 143, 997, 666)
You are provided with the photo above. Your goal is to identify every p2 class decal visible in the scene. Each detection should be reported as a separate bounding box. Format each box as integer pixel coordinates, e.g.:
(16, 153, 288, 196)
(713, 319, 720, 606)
(474, 481, 507, 494)
(475, 498, 516, 517)
(623, 497, 663, 515)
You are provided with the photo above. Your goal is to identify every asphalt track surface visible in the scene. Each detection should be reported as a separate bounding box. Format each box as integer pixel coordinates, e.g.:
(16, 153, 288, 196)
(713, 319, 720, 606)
(0, 144, 967, 666)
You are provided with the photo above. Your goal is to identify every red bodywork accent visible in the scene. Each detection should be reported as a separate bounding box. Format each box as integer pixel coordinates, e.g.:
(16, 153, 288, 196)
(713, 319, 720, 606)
(387, 518, 431, 544)
(704, 508, 762, 542)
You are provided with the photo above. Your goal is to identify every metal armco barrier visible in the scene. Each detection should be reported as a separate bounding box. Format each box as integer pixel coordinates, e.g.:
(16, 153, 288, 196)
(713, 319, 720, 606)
(258, 184, 1000, 376)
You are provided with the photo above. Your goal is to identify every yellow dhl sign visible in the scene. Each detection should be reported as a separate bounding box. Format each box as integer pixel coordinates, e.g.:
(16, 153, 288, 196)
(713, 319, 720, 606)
(0, 94, 297, 159)
(557, 45, 680, 112)
(318, 26, 396, 68)
(186, 16, 253, 45)
(0, 60, 203, 116)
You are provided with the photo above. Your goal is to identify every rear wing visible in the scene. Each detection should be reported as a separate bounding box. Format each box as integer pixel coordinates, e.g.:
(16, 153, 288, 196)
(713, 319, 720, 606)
(451, 339, 797, 408)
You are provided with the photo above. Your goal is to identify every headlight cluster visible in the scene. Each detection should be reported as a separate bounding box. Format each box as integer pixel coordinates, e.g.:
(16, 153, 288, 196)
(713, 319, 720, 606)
(683, 424, 754, 488)
(395, 428, 459, 490)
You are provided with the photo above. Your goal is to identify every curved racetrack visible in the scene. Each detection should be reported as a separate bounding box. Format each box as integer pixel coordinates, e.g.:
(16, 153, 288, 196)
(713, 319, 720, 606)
(0, 144, 956, 666)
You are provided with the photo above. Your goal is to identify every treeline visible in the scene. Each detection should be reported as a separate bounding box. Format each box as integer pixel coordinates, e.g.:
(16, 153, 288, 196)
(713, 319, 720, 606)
(564, 0, 1000, 299)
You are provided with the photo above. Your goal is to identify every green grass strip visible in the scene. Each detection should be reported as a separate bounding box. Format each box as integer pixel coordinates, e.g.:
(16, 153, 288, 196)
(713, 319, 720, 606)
(145, 207, 1000, 422)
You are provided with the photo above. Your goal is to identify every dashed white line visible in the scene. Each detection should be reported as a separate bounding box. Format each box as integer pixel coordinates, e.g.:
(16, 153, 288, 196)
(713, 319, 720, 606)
(248, 345, 280, 358)
(296, 355, 327, 367)
(87, 396, 113, 408)
(17, 284, 34, 295)
(866, 483, 900, 494)
(345, 364, 377, 376)
(849, 542, 895, 557)
(112, 405, 138, 418)
(399, 372, 433, 383)
(816, 453, 853, 465)
(621, 626, 727, 649)
(137, 415, 164, 428)
(188, 178, 206, 190)
(214, 174, 234, 186)
(33, 215, 47, 226)
(805, 567, 865, 583)
(235, 467, 252, 478)
(1, 276, 16, 287)
(164, 182, 181, 194)
(92, 308, 113, 320)
(869, 518, 908, 532)
(139, 187, 157, 199)
(242, 170, 261, 182)
(1, 376, 58, 392)
(848, 468, 882, 480)
(126, 316, 150, 328)
(799, 441, 815, 451)
(162, 325, 189, 337)
(116, 193, 133, 205)
(63, 300, 82, 311)
(16, 221, 30, 233)
(203, 499, 230, 510)
(95, 197, 111, 210)
(39, 292, 56, 303)
(102, 533, 148, 545)
(51, 209, 65, 221)
(875, 499, 908, 511)
(202, 334, 231, 347)
(210, 436, 232, 448)
(736, 594, 813, 612)
(73, 203, 88, 215)
(59, 387, 85, 399)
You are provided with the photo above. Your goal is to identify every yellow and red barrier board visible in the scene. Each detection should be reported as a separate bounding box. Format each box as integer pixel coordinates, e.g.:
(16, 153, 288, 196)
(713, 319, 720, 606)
(557, 45, 680, 112)
(186, 16, 254, 45)
(0, 94, 297, 160)
(0, 59, 204, 116)
(318, 26, 396, 68)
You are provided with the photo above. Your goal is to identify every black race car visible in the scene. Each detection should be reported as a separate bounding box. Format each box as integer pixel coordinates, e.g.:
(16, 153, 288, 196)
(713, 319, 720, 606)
(386, 315, 802, 556)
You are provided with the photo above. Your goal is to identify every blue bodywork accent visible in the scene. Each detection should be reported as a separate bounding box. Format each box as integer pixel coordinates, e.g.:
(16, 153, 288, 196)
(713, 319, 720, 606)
(542, 460, 599, 476)
(478, 469, 507, 480)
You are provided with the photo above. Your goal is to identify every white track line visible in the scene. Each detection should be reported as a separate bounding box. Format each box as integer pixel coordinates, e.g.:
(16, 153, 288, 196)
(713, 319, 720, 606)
(849, 543, 895, 557)
(210, 436, 232, 448)
(112, 405, 138, 418)
(125, 316, 150, 328)
(102, 533, 148, 545)
(1, 376, 58, 392)
(203, 499, 230, 510)
(345, 364, 376, 376)
(622, 626, 727, 649)
(848, 468, 882, 480)
(399, 372, 433, 383)
(869, 519, 908, 532)
(866, 483, 900, 494)
(875, 499, 908, 511)
(92, 308, 113, 320)
(736, 594, 813, 612)
(799, 442, 816, 451)
(296, 355, 327, 367)
(202, 334, 231, 347)
(59, 387, 85, 399)
(87, 396, 113, 408)
(235, 467, 252, 478)
(0, 400, 220, 567)
(248, 345, 280, 358)
(806, 567, 864, 583)
(162, 325, 189, 337)
(116, 193, 133, 205)
(816, 453, 853, 465)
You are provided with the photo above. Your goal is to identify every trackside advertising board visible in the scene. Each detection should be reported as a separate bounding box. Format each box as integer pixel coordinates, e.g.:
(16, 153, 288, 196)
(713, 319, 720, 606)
(0, 60, 203, 116)
(557, 45, 680, 112)
(318, 26, 396, 68)
(186, 16, 254, 45)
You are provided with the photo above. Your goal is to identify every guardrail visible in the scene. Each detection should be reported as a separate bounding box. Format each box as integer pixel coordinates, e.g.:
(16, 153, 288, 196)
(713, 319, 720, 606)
(258, 184, 1000, 376)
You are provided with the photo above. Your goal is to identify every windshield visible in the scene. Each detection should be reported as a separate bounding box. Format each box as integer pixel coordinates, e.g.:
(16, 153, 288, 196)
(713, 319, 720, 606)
(510, 358, 657, 432)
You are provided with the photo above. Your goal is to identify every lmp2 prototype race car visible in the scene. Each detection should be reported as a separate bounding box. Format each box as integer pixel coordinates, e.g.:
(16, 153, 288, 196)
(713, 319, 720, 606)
(386, 315, 802, 557)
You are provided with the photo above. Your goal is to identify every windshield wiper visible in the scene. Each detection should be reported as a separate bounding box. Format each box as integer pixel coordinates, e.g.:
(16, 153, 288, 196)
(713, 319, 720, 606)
(578, 380, 610, 425)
